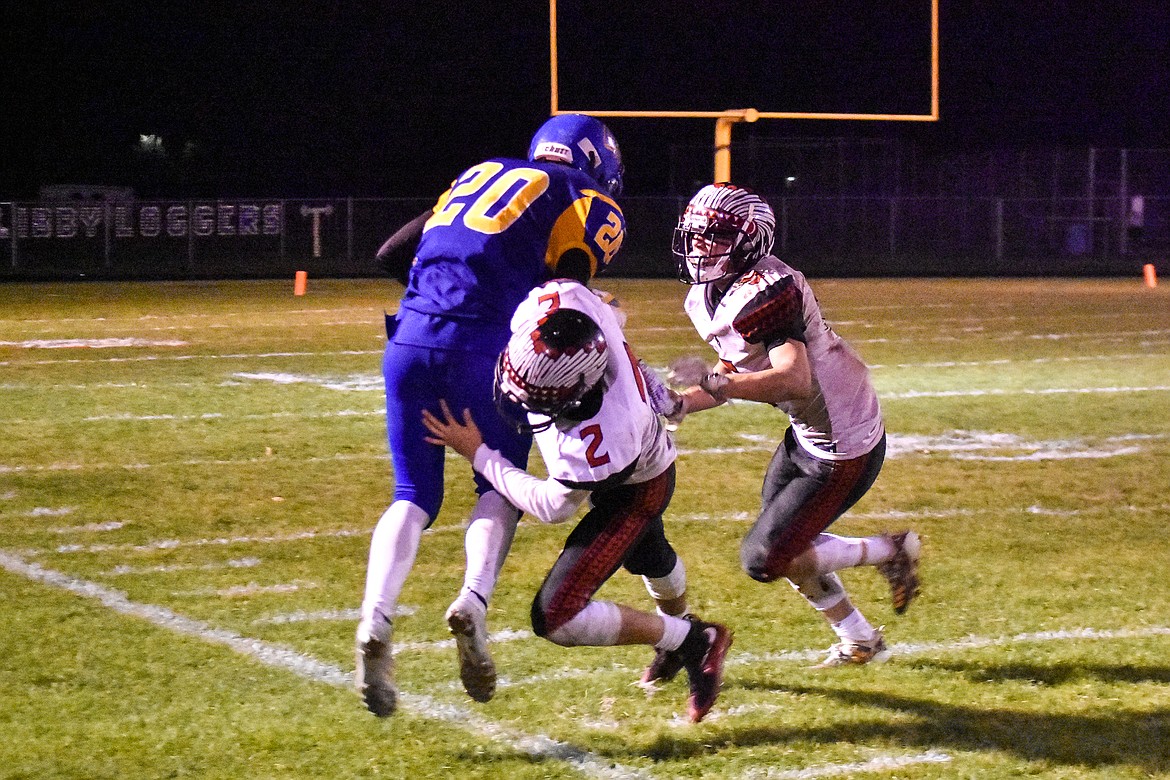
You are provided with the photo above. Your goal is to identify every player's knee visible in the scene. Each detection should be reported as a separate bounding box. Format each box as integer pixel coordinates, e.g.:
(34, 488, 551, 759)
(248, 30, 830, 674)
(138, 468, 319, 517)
(394, 489, 441, 522)
(541, 601, 622, 647)
(530, 593, 584, 640)
(740, 539, 783, 582)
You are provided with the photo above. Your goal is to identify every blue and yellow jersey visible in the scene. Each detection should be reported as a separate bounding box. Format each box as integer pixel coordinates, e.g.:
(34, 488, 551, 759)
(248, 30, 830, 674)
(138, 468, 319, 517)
(394, 157, 625, 352)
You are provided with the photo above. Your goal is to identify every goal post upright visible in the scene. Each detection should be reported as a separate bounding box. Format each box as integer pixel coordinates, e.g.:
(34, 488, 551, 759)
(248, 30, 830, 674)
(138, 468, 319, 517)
(549, 0, 938, 182)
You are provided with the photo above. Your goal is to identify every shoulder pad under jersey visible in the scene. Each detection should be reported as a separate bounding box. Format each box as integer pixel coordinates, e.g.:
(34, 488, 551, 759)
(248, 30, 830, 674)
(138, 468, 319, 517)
(732, 275, 804, 345)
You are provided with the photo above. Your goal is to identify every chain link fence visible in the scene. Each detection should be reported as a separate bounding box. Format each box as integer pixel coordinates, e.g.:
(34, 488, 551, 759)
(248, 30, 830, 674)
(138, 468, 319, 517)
(2, 145, 1167, 280)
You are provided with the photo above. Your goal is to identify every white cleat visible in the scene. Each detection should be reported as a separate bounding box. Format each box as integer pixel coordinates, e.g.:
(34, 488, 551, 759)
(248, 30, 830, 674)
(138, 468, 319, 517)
(355, 618, 397, 717)
(445, 596, 496, 703)
(811, 633, 890, 669)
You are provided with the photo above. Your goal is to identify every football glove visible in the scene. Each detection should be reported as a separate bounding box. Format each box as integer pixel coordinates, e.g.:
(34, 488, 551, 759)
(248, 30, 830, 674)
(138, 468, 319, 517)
(699, 372, 730, 403)
(637, 359, 686, 423)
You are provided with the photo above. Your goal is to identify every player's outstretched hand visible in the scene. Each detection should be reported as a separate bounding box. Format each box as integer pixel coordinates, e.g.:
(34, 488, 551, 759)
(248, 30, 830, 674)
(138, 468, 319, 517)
(422, 399, 484, 461)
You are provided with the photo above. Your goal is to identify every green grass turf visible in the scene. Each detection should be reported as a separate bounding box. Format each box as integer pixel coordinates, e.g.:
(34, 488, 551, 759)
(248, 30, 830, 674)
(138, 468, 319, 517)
(2, 276, 1169, 779)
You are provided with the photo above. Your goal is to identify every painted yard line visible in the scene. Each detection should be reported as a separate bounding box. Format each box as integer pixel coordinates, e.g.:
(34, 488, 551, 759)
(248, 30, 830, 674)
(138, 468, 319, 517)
(870, 352, 1170, 370)
(36, 501, 1170, 559)
(0, 307, 383, 327)
(4, 428, 1160, 478)
(251, 606, 418, 626)
(170, 580, 320, 598)
(0, 338, 188, 349)
(0, 451, 388, 476)
(493, 625, 1170, 693)
(850, 327, 1170, 345)
(0, 348, 382, 367)
(0, 549, 651, 780)
(883, 384, 1170, 399)
(47, 521, 469, 555)
(104, 557, 262, 576)
(739, 751, 954, 779)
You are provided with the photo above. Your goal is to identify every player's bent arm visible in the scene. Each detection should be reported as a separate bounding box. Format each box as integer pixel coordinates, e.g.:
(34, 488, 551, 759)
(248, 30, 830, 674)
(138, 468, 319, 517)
(473, 445, 589, 524)
(375, 210, 430, 284)
(678, 340, 812, 410)
(722, 340, 812, 404)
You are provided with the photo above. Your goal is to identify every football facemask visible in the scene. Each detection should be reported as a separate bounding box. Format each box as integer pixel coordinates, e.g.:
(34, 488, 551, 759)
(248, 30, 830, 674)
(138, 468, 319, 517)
(673, 183, 776, 285)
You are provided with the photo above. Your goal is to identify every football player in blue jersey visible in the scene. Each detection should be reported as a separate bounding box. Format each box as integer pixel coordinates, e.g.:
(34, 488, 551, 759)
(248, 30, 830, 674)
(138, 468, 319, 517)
(356, 114, 627, 717)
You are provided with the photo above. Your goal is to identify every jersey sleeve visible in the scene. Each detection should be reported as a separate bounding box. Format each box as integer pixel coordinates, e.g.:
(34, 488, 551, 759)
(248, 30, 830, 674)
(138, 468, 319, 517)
(545, 191, 625, 280)
(732, 275, 805, 347)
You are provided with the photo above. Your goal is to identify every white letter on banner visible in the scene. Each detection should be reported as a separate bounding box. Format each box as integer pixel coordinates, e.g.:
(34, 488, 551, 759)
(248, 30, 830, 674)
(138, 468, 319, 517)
(79, 207, 103, 238)
(238, 205, 260, 235)
(217, 204, 236, 236)
(262, 204, 282, 235)
(55, 207, 77, 238)
(140, 206, 161, 237)
(300, 204, 333, 257)
(193, 205, 214, 237)
(167, 206, 188, 237)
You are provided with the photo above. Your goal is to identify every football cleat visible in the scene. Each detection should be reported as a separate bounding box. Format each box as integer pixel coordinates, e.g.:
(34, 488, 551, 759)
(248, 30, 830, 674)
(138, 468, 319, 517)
(355, 618, 397, 717)
(680, 621, 733, 723)
(639, 648, 686, 690)
(875, 530, 922, 615)
(811, 633, 890, 669)
(445, 595, 497, 703)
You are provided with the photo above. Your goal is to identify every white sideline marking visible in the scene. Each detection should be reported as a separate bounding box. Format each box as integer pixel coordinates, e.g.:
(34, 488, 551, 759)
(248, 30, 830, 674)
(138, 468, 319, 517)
(884, 384, 1170, 399)
(172, 580, 319, 598)
(852, 327, 1170, 346)
(253, 607, 413, 625)
(48, 521, 465, 555)
(79, 409, 384, 423)
(233, 371, 382, 392)
(0, 338, 187, 349)
(0, 550, 649, 780)
(52, 527, 370, 555)
(105, 557, 262, 576)
(870, 352, 1169, 370)
(0, 451, 387, 475)
(0, 348, 382, 367)
(740, 751, 953, 779)
(38, 500, 1170, 557)
(50, 521, 124, 533)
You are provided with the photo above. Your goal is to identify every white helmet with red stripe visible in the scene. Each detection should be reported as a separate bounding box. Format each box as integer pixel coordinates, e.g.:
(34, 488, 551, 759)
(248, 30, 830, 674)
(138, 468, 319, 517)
(673, 183, 776, 284)
(494, 307, 609, 432)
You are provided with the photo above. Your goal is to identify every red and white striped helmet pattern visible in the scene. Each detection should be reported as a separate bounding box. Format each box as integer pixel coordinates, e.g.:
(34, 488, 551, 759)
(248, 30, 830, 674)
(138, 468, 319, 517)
(673, 183, 776, 284)
(495, 308, 608, 426)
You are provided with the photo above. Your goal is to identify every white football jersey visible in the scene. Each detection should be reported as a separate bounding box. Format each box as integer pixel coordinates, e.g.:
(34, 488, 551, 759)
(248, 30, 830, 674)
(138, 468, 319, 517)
(683, 256, 883, 459)
(511, 279, 675, 486)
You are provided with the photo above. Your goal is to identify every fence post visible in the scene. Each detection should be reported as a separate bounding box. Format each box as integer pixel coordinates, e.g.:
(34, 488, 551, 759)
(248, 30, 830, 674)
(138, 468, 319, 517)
(889, 196, 898, 257)
(995, 198, 1004, 262)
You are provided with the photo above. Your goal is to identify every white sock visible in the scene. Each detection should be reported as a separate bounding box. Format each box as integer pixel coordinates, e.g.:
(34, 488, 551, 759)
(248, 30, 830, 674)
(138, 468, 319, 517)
(812, 533, 895, 573)
(359, 500, 429, 635)
(643, 556, 687, 602)
(655, 614, 693, 652)
(459, 491, 520, 604)
(831, 608, 880, 644)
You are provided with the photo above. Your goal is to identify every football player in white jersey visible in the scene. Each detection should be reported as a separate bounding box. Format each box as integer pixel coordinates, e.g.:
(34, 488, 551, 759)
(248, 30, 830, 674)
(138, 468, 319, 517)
(422, 278, 732, 723)
(653, 182, 922, 668)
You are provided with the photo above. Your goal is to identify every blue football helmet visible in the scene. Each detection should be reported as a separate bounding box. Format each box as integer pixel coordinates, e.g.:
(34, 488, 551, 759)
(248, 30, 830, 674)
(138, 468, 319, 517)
(528, 114, 624, 197)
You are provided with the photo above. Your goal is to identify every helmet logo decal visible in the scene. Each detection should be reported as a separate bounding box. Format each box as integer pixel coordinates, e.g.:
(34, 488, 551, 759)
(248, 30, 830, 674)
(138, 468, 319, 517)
(533, 141, 573, 165)
(576, 137, 601, 170)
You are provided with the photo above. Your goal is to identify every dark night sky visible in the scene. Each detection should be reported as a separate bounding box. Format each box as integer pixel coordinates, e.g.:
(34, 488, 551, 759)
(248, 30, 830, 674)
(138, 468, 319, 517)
(3, 1, 1169, 200)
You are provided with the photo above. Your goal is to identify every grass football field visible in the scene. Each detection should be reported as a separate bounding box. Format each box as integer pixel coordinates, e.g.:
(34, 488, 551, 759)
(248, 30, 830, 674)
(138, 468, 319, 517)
(2, 276, 1169, 780)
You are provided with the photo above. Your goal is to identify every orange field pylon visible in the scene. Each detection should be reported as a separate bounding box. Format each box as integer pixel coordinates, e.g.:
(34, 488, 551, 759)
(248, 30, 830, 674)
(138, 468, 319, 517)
(1143, 263, 1158, 288)
(294, 270, 308, 296)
